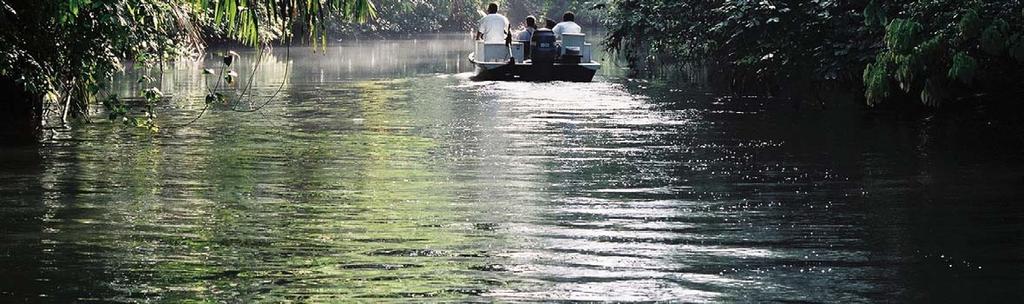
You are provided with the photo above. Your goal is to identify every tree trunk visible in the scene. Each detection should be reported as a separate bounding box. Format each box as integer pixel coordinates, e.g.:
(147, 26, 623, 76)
(0, 77, 43, 145)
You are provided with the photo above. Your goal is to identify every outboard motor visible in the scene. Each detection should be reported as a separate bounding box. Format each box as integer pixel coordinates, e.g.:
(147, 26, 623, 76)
(531, 29, 558, 63)
(531, 29, 557, 80)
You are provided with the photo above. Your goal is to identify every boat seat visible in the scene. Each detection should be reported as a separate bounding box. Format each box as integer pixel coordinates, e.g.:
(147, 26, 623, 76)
(482, 42, 510, 63)
(510, 42, 525, 63)
(561, 33, 586, 55)
(515, 40, 531, 61)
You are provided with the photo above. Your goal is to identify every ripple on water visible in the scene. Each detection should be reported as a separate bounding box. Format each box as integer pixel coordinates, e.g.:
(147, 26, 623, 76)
(4, 40, 1023, 303)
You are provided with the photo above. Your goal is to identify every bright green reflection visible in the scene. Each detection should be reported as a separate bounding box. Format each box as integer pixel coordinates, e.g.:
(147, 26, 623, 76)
(38, 72, 505, 301)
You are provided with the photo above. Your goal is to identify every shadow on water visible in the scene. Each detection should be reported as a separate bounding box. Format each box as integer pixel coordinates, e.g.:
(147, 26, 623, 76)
(1, 33, 1023, 302)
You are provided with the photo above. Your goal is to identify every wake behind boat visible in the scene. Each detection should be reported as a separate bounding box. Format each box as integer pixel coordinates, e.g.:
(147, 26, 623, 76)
(468, 29, 600, 82)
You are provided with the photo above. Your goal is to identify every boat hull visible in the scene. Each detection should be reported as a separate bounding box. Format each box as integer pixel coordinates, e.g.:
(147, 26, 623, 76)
(469, 54, 599, 82)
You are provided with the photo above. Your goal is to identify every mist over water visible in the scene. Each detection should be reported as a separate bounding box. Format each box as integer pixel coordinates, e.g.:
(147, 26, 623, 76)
(1, 33, 1022, 302)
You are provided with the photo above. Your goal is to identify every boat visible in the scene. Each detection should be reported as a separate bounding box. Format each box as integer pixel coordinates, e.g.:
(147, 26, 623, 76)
(468, 29, 600, 82)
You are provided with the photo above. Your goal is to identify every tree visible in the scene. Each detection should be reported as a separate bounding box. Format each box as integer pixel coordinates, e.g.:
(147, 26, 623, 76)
(0, 0, 376, 144)
(329, 0, 486, 36)
(863, 0, 1024, 107)
(602, 0, 1024, 107)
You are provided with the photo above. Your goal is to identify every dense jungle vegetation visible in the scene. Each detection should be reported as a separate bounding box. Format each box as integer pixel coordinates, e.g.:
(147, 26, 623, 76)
(0, 0, 378, 143)
(330, 0, 599, 38)
(604, 0, 1024, 107)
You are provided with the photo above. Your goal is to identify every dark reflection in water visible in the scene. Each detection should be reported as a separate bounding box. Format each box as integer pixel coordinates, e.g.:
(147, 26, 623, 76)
(1, 33, 1023, 302)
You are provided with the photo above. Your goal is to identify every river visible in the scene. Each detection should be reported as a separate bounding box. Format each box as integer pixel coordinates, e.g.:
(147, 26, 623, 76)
(1, 33, 1022, 302)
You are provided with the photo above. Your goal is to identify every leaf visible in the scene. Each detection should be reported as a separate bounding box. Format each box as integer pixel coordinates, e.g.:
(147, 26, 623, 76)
(885, 19, 922, 53)
(863, 0, 885, 28)
(958, 7, 982, 39)
(947, 52, 977, 85)
(920, 78, 945, 107)
(863, 59, 891, 107)
(44, 91, 60, 103)
(225, 70, 238, 84)
(916, 35, 943, 57)
(143, 87, 163, 100)
(894, 53, 918, 93)
(980, 19, 1009, 56)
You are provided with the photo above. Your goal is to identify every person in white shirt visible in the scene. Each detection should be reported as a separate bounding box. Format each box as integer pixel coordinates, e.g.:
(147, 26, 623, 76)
(516, 16, 537, 42)
(476, 3, 510, 43)
(551, 11, 582, 40)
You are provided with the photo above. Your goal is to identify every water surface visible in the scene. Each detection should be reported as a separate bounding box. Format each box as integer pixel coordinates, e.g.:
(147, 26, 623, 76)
(1, 33, 1023, 302)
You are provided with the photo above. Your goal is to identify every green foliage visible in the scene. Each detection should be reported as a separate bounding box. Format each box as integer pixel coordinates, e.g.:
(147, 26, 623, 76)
(1, 0, 199, 122)
(331, 0, 599, 37)
(958, 7, 982, 39)
(981, 19, 1010, 55)
(863, 1, 1024, 107)
(103, 79, 162, 131)
(885, 19, 922, 53)
(204, 0, 376, 47)
(863, 60, 891, 107)
(334, 0, 482, 35)
(948, 52, 978, 84)
(142, 87, 163, 101)
(604, 0, 1024, 108)
(893, 53, 918, 92)
(0, 0, 376, 137)
(920, 77, 946, 107)
(605, 0, 877, 85)
(864, 0, 886, 28)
